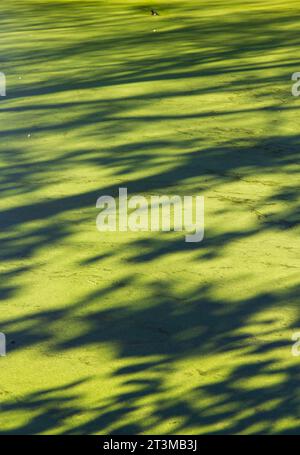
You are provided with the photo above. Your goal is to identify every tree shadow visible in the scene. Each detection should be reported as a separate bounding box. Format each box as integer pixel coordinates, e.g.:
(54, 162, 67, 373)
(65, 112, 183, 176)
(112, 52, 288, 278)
(0, 0, 299, 435)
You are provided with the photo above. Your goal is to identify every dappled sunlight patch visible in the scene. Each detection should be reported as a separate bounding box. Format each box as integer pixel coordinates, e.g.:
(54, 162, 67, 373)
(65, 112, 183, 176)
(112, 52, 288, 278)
(0, 0, 299, 435)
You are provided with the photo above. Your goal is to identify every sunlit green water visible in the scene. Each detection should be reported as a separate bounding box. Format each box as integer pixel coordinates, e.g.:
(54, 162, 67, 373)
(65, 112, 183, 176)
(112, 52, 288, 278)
(0, 0, 299, 434)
